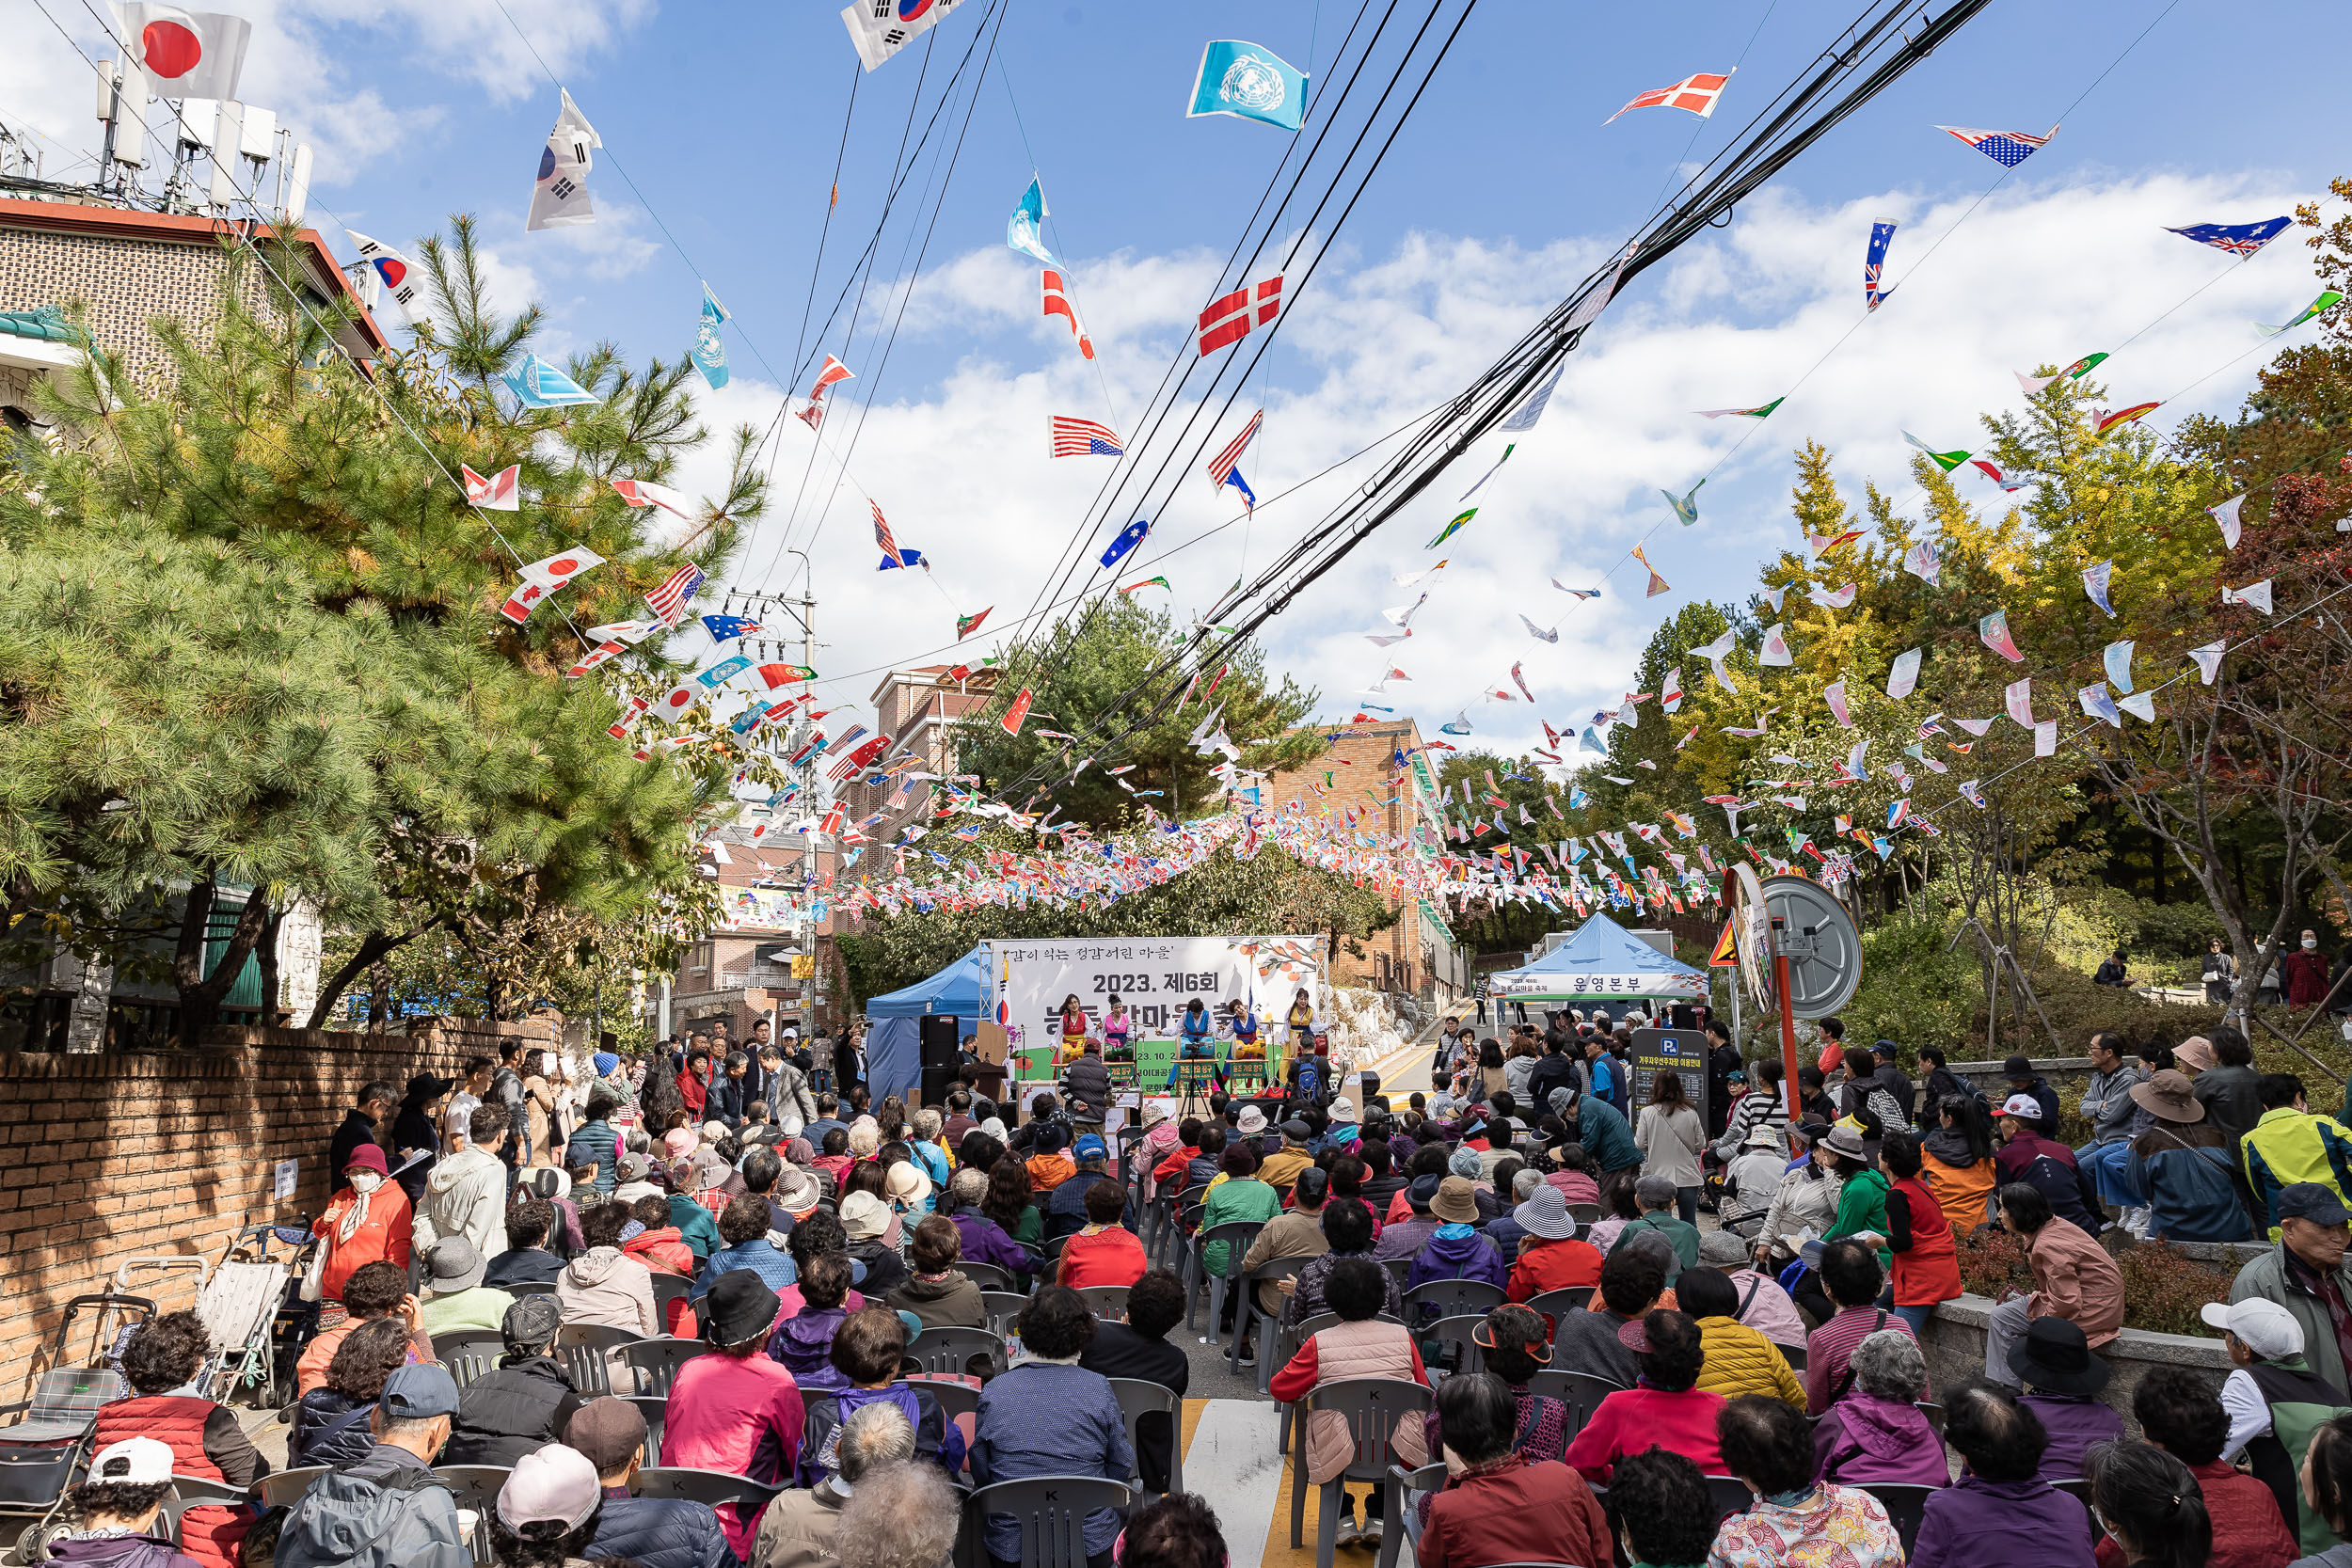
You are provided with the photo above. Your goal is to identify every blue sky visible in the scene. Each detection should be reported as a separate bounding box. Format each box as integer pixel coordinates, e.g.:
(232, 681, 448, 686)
(7, 0, 2348, 756)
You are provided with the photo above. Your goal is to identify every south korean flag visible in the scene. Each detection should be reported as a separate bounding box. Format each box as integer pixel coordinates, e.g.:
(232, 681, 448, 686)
(528, 89, 601, 231)
(840, 0, 968, 71)
(345, 230, 431, 326)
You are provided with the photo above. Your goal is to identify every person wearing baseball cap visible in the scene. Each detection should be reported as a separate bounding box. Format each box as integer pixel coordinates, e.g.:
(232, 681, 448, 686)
(1258, 1120, 1316, 1195)
(562, 1398, 732, 1568)
(274, 1364, 467, 1568)
(1991, 1092, 2106, 1241)
(2202, 1294, 2352, 1555)
(442, 1295, 582, 1467)
(1042, 1133, 1116, 1242)
(52, 1438, 200, 1568)
(2227, 1181, 2352, 1406)
(489, 1445, 604, 1563)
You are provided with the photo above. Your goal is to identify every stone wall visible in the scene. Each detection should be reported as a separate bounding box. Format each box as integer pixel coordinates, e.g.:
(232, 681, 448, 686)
(0, 1018, 554, 1404)
(1920, 1293, 2231, 1435)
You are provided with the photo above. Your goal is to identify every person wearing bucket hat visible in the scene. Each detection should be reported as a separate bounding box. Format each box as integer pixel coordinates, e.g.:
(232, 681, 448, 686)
(2124, 1070, 2255, 1243)
(1693, 1228, 1805, 1349)
(443, 1295, 582, 1467)
(837, 1192, 909, 1297)
(2004, 1317, 2122, 1483)
(1502, 1183, 1601, 1305)
(1233, 1103, 1269, 1142)
(415, 1237, 516, 1338)
(663, 1269, 805, 1560)
(1721, 1121, 1791, 1229)
(314, 1141, 415, 1303)
(1406, 1178, 1507, 1297)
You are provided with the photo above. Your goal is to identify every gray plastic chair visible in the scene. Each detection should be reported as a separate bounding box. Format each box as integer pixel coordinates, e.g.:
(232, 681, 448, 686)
(966, 1476, 1134, 1568)
(1423, 1314, 1488, 1378)
(959, 1260, 1016, 1293)
(1075, 1286, 1131, 1322)
(1402, 1277, 1505, 1323)
(1380, 1257, 1412, 1296)
(160, 1477, 249, 1545)
(905, 1374, 980, 1424)
(1524, 1288, 1587, 1326)
(1708, 1475, 1756, 1521)
(1241, 1257, 1311, 1389)
(906, 1324, 1004, 1379)
(623, 1394, 667, 1462)
(1285, 1377, 1434, 1568)
(1856, 1481, 1937, 1556)
(621, 1337, 712, 1398)
(430, 1465, 512, 1566)
(1525, 1369, 1625, 1447)
(635, 1465, 784, 1513)
(648, 1273, 693, 1323)
(1566, 1204, 1601, 1225)
(1380, 1461, 1448, 1568)
(1187, 1222, 1264, 1337)
(430, 1330, 506, 1390)
(1915, 1400, 1946, 1436)
(554, 1323, 637, 1396)
(256, 1465, 329, 1509)
(1105, 1377, 1183, 1500)
(504, 1281, 558, 1299)
(981, 1291, 1030, 1336)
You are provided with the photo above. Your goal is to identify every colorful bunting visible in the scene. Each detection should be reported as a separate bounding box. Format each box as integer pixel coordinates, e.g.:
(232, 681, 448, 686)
(1606, 70, 1734, 124)
(1699, 397, 1786, 420)
(1663, 481, 1704, 526)
(1903, 431, 1970, 472)
(1006, 175, 1055, 265)
(2209, 493, 2246, 549)
(1808, 582, 1857, 610)
(2094, 403, 2161, 436)
(1969, 458, 2029, 492)
(1758, 624, 1793, 666)
(2168, 217, 2290, 257)
(2005, 677, 2034, 727)
(2016, 352, 2106, 394)
(2257, 290, 2345, 336)
(2187, 641, 2224, 685)
(1187, 40, 1310, 132)
(1864, 219, 1899, 311)
(957, 607, 993, 638)
(1428, 509, 1476, 549)
(1823, 679, 1852, 728)
(2083, 560, 2115, 617)
(1935, 122, 2058, 167)
(690, 282, 729, 390)
(2079, 683, 2121, 727)
(2104, 641, 2135, 693)
(2222, 578, 2274, 613)
(1459, 443, 1515, 501)
(1043, 269, 1096, 360)
(1979, 609, 2026, 662)
(1632, 544, 1672, 597)
(1520, 615, 1559, 642)
(1903, 542, 1941, 586)
(1099, 517, 1150, 568)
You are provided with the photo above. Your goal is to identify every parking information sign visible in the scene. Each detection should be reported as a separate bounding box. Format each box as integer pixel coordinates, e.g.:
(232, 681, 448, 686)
(1628, 1028, 1711, 1129)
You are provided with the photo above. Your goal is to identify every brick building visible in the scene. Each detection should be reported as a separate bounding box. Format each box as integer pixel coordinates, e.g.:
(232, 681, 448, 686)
(0, 195, 386, 427)
(656, 827, 850, 1043)
(837, 663, 1002, 845)
(1262, 717, 1469, 1004)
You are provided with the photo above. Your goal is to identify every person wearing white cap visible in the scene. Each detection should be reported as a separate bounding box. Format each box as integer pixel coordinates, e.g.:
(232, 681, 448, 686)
(2202, 1293, 2352, 1556)
(488, 1444, 604, 1567)
(48, 1438, 199, 1568)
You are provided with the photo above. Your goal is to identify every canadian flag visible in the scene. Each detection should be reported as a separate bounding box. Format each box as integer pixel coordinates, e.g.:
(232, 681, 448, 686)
(1197, 274, 1282, 356)
(610, 478, 692, 518)
(463, 463, 519, 510)
(1041, 270, 1094, 360)
(606, 695, 648, 736)
(566, 641, 626, 678)
(118, 4, 251, 103)
(498, 546, 603, 624)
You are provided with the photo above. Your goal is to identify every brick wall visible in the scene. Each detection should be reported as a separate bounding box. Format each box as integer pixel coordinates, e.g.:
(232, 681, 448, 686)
(0, 1017, 556, 1403)
(1263, 720, 1433, 990)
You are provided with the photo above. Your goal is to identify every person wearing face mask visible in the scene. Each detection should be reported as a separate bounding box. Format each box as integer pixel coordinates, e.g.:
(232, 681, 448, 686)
(316, 1145, 414, 1304)
(2284, 931, 2336, 1012)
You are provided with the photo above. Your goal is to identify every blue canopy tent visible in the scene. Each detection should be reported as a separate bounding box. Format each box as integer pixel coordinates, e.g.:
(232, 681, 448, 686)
(1486, 912, 1709, 1006)
(864, 945, 987, 1103)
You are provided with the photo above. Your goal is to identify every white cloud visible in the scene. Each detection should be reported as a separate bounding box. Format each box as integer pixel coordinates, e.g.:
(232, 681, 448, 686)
(675, 169, 2318, 784)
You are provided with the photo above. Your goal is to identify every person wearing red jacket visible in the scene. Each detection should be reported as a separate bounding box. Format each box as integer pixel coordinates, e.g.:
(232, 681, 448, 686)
(2283, 931, 2336, 1009)
(623, 1194, 695, 1275)
(87, 1315, 267, 1568)
(677, 1042, 713, 1117)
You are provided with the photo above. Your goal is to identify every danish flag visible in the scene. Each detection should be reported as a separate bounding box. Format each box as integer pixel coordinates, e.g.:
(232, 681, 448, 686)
(1197, 275, 1281, 356)
(1604, 70, 1733, 124)
(463, 463, 519, 510)
(1041, 270, 1093, 360)
(799, 354, 853, 428)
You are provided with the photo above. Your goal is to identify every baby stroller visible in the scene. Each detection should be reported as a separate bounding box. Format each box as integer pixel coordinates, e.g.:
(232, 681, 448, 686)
(0, 1291, 153, 1563)
(114, 1222, 316, 1411)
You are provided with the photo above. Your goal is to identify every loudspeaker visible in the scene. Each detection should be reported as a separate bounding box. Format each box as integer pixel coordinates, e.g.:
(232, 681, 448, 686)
(1357, 1071, 1381, 1109)
(918, 1015, 961, 1105)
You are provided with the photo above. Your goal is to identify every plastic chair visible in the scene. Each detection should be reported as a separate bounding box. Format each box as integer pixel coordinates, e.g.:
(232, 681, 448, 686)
(1076, 1286, 1131, 1322)
(1857, 1481, 1938, 1556)
(255, 1465, 329, 1508)
(905, 1374, 980, 1424)
(1105, 1378, 1183, 1499)
(1707, 1476, 1756, 1520)
(2055, 1477, 2100, 1542)
(966, 1476, 1134, 1568)
(649, 1273, 693, 1323)
(1915, 1400, 1946, 1436)
(635, 1466, 784, 1513)
(554, 1323, 638, 1396)
(1144, 1193, 1176, 1263)
(1379, 1462, 1448, 1568)
(1525, 1289, 1587, 1331)
(1423, 1314, 1488, 1378)
(160, 1477, 249, 1545)
(431, 1465, 512, 1566)
(1525, 1370, 1625, 1448)
(431, 1330, 506, 1390)
(1380, 1257, 1412, 1296)
(504, 1281, 557, 1299)
(623, 1395, 667, 1462)
(1240, 1258, 1312, 1389)
(906, 1324, 1004, 1379)
(959, 1260, 1016, 1292)
(981, 1291, 1030, 1336)
(1566, 1204, 1601, 1226)
(1285, 1377, 1434, 1568)
(1188, 1221, 1265, 1338)
(1778, 1340, 1807, 1373)
(1403, 1277, 1505, 1323)
(621, 1336, 712, 1397)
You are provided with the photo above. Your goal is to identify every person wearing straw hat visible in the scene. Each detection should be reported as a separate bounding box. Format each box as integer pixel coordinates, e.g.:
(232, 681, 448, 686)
(1502, 1184, 1599, 1303)
(1407, 1176, 1507, 1295)
(2126, 1069, 2255, 1243)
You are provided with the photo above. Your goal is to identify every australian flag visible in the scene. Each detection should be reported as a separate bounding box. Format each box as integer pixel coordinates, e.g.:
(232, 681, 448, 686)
(2168, 216, 2292, 257)
(700, 614, 761, 642)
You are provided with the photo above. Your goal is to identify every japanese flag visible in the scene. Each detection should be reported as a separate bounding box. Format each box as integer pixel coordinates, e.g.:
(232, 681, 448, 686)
(652, 680, 701, 721)
(115, 4, 250, 103)
(463, 463, 519, 510)
(518, 546, 605, 591)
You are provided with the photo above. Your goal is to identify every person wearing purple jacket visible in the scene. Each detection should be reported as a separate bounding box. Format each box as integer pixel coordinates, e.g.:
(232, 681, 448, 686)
(1406, 1177, 1509, 1296)
(1910, 1380, 2096, 1568)
(47, 1439, 203, 1568)
(2008, 1316, 2124, 1482)
(767, 1252, 855, 1398)
(1813, 1329, 1949, 1487)
(942, 1166, 1038, 1277)
(1375, 1174, 1445, 1262)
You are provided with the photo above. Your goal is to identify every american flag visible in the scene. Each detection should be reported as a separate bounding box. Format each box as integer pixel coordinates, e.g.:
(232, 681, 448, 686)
(871, 499, 904, 568)
(1605, 70, 1733, 124)
(1935, 123, 2058, 168)
(1205, 408, 1262, 488)
(1197, 275, 1282, 356)
(1050, 417, 1124, 457)
(644, 562, 706, 626)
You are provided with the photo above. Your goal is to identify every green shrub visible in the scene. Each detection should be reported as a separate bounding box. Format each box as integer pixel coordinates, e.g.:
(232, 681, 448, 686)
(1845, 913, 1977, 1056)
(1952, 1228, 2232, 1338)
